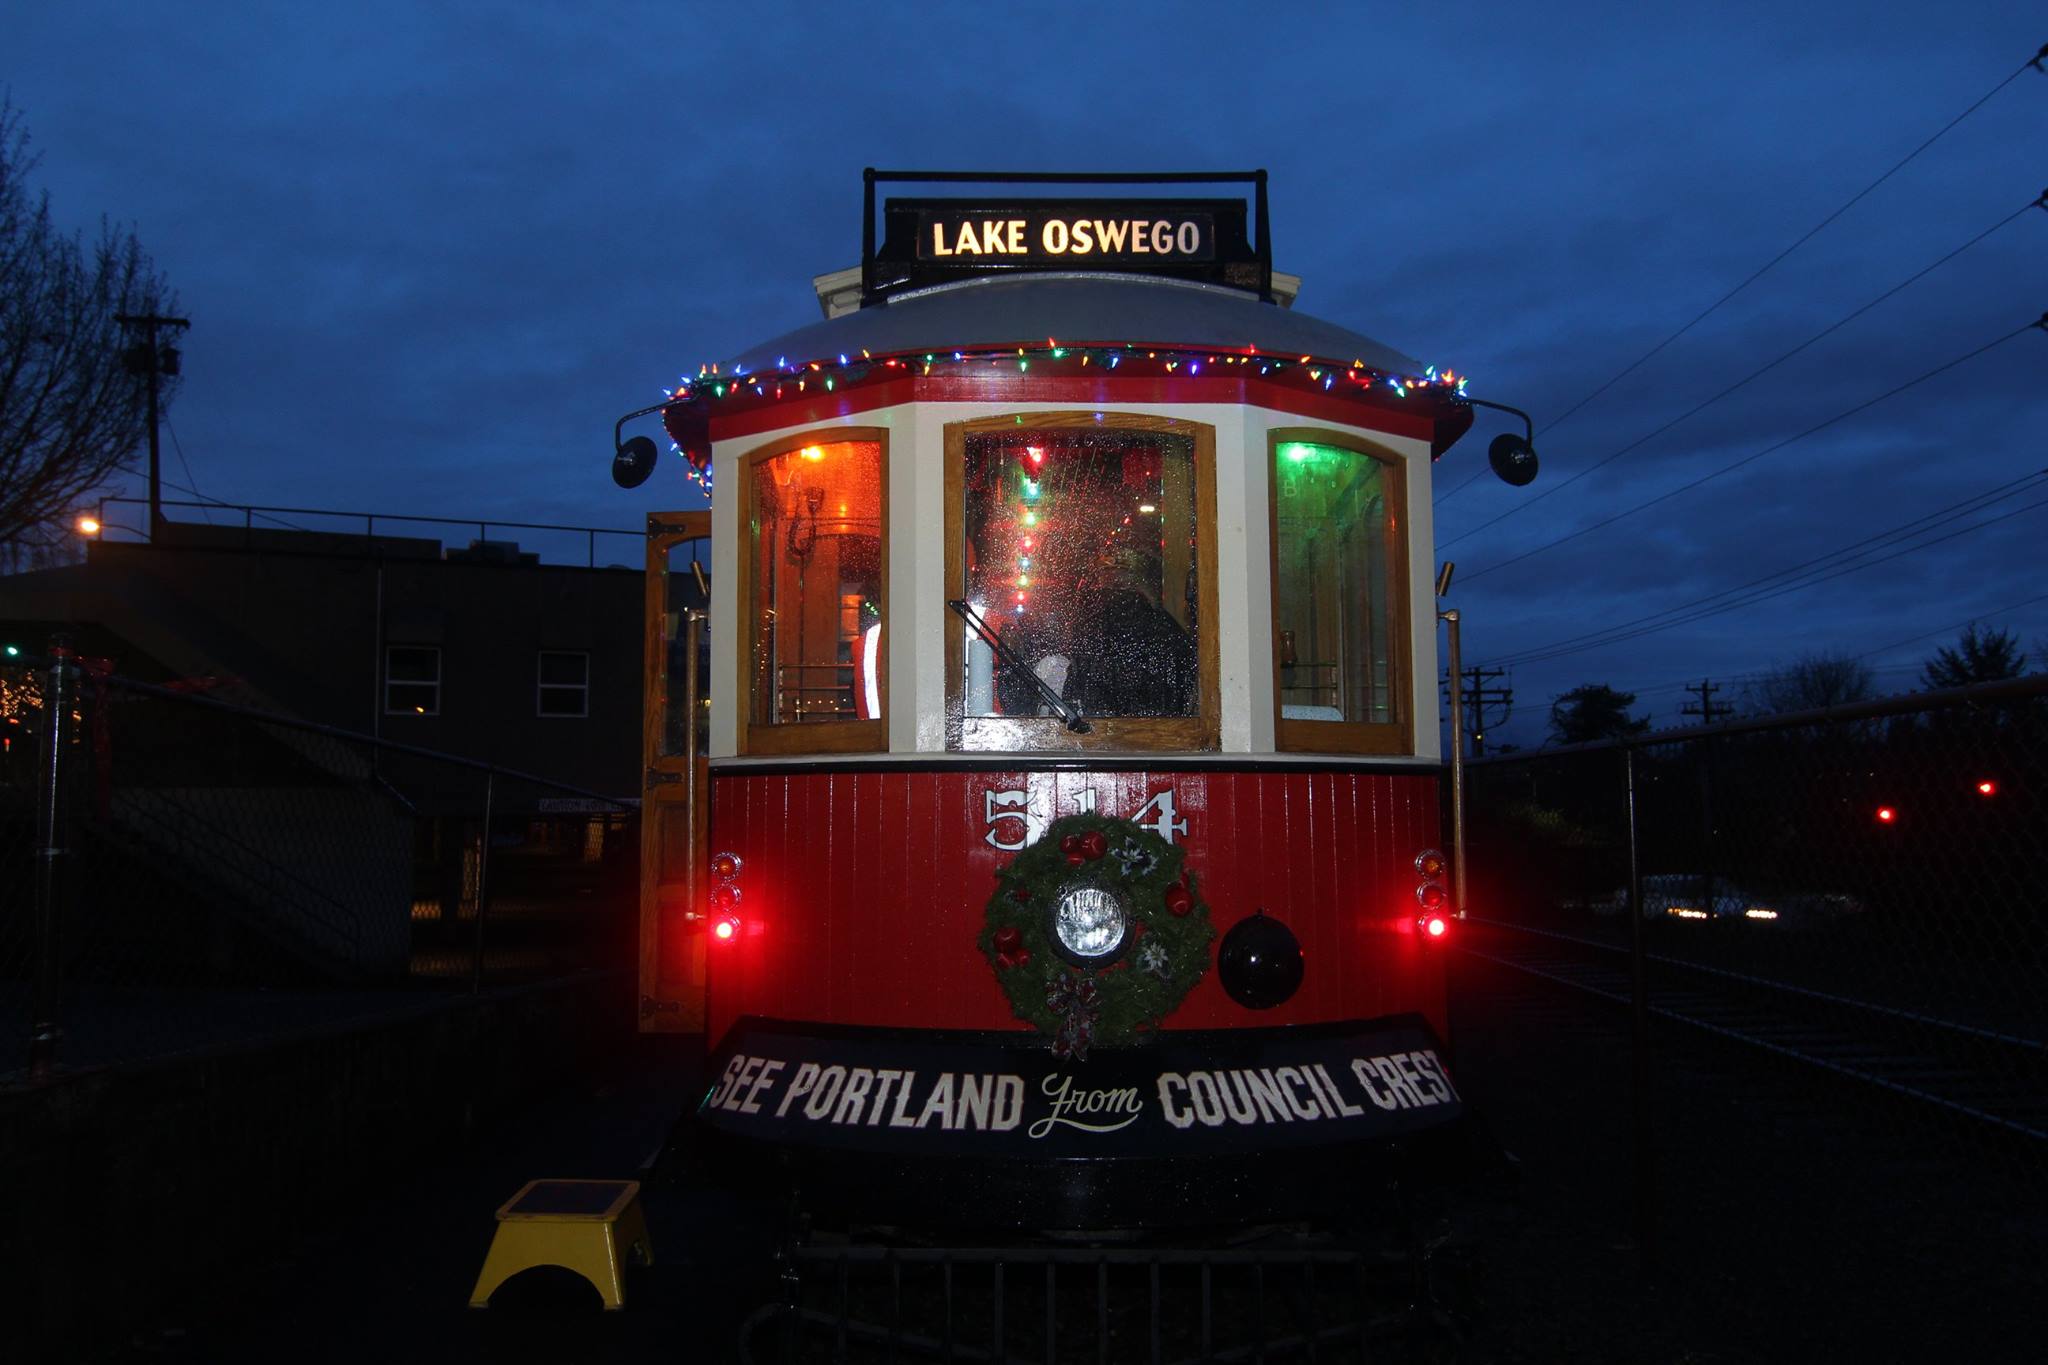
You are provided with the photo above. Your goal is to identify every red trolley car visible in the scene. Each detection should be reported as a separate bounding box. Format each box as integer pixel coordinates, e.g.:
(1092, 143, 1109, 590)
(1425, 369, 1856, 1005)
(618, 172, 1528, 1231)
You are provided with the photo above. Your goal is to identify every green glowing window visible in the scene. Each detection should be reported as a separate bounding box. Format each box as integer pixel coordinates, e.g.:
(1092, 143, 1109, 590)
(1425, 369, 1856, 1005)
(1271, 435, 1408, 751)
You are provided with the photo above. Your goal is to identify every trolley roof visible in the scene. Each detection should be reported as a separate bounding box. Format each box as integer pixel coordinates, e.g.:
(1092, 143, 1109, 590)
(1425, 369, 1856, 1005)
(719, 272, 1429, 380)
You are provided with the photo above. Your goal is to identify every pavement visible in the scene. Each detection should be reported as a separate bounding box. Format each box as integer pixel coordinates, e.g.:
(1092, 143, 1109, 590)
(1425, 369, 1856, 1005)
(83, 970, 2042, 1364)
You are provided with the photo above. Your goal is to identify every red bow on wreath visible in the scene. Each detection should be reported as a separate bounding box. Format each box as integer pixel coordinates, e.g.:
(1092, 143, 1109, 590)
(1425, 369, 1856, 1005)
(1046, 971, 1101, 1061)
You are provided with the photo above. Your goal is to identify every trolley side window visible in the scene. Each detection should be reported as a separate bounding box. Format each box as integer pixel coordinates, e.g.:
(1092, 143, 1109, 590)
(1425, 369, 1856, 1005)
(945, 413, 1219, 752)
(1270, 431, 1410, 754)
(737, 431, 887, 755)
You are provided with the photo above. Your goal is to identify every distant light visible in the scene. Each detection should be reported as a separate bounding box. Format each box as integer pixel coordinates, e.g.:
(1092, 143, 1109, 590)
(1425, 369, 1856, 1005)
(1744, 908, 1779, 921)
(1138, 503, 1156, 514)
(1976, 780, 1996, 797)
(1668, 907, 1709, 919)
(76, 516, 101, 535)
(1876, 806, 1896, 824)
(414, 706, 425, 715)
(3, 645, 19, 658)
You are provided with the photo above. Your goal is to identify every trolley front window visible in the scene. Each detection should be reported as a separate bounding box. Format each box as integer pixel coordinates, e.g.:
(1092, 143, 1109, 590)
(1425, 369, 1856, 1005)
(1270, 431, 1409, 754)
(739, 431, 886, 754)
(946, 414, 1218, 752)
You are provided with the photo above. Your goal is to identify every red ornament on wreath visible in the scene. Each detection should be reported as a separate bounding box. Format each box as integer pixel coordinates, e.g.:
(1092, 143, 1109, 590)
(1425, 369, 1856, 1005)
(1164, 884, 1194, 917)
(1078, 830, 1108, 861)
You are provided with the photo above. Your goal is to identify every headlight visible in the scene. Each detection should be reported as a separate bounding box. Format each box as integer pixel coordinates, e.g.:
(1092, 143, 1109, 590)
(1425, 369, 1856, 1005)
(1051, 885, 1128, 962)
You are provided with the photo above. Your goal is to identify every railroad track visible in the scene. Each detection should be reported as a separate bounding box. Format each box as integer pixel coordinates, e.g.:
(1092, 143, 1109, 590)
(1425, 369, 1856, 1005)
(1455, 917, 2048, 1143)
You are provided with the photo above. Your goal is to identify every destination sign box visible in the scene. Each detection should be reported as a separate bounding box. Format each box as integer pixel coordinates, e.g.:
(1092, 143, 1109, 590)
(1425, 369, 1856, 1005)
(696, 1014, 1461, 1158)
(872, 196, 1263, 296)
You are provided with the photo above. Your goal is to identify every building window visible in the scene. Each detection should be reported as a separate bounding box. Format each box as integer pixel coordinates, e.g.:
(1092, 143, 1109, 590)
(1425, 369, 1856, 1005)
(385, 645, 441, 716)
(1270, 430, 1409, 754)
(537, 651, 590, 717)
(738, 429, 887, 754)
(946, 413, 1219, 752)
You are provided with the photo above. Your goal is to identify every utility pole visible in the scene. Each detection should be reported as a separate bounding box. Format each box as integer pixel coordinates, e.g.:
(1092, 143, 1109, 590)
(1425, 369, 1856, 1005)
(1681, 678, 1733, 725)
(116, 312, 191, 538)
(1447, 664, 1513, 757)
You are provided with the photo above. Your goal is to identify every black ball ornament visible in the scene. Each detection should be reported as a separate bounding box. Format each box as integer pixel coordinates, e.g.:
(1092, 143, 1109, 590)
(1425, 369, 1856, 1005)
(1217, 911, 1304, 1009)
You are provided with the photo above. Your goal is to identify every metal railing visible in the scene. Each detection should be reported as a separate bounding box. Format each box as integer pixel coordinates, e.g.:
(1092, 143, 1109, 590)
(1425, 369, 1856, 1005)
(88, 496, 658, 568)
(742, 1238, 1441, 1364)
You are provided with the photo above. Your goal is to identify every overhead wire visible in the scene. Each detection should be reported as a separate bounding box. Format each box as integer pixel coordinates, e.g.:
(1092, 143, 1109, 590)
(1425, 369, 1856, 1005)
(1493, 488, 2048, 667)
(1852, 591, 2048, 664)
(1455, 317, 2045, 587)
(1485, 468, 2048, 666)
(1435, 44, 2044, 513)
(1438, 194, 2045, 545)
(163, 417, 218, 525)
(1528, 46, 2045, 440)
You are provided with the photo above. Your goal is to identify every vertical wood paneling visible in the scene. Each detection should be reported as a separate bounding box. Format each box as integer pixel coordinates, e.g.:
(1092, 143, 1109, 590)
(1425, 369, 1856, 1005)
(705, 765, 1445, 1043)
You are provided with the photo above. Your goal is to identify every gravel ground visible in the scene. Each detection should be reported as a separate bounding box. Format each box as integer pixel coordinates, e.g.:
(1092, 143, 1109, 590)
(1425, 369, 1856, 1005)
(1445, 952, 2043, 1364)
(86, 966, 2041, 1363)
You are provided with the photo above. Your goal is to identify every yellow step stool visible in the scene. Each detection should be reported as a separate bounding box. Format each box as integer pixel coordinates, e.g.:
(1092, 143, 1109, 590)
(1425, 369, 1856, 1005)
(469, 1178, 652, 1311)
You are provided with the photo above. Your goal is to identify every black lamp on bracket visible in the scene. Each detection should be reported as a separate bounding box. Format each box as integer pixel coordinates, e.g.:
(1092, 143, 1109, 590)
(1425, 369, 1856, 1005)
(1462, 398, 1540, 487)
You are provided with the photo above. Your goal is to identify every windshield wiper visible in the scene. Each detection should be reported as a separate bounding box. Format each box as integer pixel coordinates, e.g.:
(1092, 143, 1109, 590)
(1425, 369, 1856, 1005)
(947, 599, 1091, 734)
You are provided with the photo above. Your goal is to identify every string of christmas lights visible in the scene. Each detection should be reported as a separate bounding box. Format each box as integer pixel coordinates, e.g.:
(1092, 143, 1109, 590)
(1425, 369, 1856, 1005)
(657, 340, 1472, 494)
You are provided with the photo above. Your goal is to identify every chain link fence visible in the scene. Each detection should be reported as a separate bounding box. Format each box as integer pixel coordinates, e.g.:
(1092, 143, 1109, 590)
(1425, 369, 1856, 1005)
(1450, 673, 2047, 1357)
(1, 644, 638, 1082)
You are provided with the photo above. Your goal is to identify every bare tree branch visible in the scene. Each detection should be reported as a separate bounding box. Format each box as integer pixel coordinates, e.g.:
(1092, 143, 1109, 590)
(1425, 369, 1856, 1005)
(0, 99, 178, 551)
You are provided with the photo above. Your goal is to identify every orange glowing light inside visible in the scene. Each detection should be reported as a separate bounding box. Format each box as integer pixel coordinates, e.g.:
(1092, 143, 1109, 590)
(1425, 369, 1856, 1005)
(799, 446, 824, 461)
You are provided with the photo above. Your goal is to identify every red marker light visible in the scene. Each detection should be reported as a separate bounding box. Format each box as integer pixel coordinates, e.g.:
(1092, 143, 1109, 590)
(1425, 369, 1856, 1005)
(1976, 780, 1996, 797)
(1876, 806, 1896, 824)
(1419, 915, 1449, 940)
(712, 914, 740, 943)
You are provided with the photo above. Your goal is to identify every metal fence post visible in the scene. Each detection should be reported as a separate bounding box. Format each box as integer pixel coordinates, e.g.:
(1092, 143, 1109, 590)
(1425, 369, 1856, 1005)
(27, 635, 74, 1082)
(469, 767, 497, 995)
(1623, 744, 1654, 1265)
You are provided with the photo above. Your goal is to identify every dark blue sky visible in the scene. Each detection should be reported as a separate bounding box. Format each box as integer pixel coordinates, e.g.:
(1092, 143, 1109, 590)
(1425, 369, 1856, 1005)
(10, 2, 2043, 743)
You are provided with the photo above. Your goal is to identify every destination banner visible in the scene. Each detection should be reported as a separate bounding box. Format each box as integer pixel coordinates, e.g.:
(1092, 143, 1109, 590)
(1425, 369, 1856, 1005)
(872, 197, 1262, 294)
(697, 1015, 1460, 1157)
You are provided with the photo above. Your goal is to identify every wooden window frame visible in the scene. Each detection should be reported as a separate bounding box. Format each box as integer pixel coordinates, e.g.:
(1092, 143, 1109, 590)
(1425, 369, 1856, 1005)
(944, 411, 1220, 753)
(1267, 426, 1413, 756)
(734, 426, 889, 756)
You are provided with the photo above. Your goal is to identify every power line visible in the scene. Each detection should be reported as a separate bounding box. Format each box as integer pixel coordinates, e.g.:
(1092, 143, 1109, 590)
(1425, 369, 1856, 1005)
(162, 417, 218, 526)
(1496, 491, 2048, 668)
(1532, 47, 2045, 441)
(1458, 318, 2045, 586)
(1852, 591, 2048, 664)
(1486, 468, 2048, 665)
(1439, 195, 2044, 543)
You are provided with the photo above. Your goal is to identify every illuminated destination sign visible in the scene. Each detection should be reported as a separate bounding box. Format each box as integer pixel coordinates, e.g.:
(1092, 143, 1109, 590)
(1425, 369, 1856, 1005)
(873, 196, 1263, 296)
(918, 207, 1214, 264)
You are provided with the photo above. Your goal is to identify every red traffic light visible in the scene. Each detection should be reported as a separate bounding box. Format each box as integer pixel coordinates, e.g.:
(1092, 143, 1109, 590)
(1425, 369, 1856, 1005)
(1976, 780, 1996, 797)
(1875, 806, 1896, 824)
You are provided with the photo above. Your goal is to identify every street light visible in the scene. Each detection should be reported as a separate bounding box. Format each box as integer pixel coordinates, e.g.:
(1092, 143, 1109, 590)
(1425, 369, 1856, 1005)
(75, 515, 101, 536)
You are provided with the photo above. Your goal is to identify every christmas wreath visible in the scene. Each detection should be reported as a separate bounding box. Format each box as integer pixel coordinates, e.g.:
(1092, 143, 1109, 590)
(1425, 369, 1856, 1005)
(978, 812, 1214, 1059)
